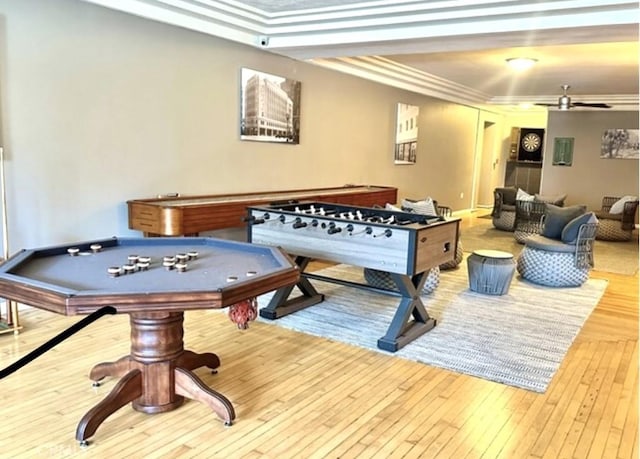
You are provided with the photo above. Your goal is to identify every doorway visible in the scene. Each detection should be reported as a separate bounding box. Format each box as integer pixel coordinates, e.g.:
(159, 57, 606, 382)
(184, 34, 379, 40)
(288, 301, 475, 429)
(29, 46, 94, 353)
(472, 118, 500, 210)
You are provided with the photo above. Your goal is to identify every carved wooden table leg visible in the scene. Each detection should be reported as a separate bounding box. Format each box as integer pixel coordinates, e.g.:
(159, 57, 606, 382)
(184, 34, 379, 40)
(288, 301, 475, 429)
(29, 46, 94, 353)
(176, 350, 220, 372)
(89, 355, 133, 384)
(76, 369, 142, 445)
(175, 367, 235, 425)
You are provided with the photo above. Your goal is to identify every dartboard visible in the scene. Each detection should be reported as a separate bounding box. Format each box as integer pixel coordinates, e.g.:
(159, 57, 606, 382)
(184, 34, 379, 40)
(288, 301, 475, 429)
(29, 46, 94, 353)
(521, 133, 541, 152)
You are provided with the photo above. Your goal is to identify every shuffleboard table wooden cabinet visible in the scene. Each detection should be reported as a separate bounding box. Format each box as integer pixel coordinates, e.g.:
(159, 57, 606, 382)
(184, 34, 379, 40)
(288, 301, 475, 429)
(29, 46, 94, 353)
(127, 185, 398, 236)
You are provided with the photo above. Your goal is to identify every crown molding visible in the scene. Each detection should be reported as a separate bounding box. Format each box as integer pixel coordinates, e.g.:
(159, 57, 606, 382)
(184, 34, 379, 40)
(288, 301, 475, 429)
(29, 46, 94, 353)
(82, 1, 640, 51)
(80, 0, 639, 112)
(311, 56, 638, 111)
(310, 56, 490, 106)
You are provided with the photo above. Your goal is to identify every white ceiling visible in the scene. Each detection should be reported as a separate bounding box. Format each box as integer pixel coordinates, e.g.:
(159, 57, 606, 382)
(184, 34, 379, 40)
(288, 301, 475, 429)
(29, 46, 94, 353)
(82, 0, 639, 111)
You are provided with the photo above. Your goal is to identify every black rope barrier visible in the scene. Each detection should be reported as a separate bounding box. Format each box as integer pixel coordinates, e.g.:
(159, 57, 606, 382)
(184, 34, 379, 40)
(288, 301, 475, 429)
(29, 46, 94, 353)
(0, 305, 117, 379)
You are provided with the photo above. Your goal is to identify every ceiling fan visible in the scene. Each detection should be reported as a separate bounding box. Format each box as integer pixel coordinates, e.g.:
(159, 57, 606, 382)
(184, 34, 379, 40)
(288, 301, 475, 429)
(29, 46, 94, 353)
(537, 85, 612, 110)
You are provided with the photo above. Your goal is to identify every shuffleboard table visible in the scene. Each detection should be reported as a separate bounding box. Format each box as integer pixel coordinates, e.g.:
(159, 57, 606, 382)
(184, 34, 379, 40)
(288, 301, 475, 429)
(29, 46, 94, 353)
(0, 237, 299, 446)
(127, 185, 397, 236)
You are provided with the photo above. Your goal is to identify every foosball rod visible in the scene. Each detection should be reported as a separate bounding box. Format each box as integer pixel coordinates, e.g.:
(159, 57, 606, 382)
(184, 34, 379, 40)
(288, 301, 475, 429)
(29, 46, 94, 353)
(303, 272, 403, 298)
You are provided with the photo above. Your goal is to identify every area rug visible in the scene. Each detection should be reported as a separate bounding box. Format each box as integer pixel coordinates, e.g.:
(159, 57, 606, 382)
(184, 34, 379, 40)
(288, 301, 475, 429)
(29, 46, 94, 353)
(257, 262, 607, 393)
(463, 218, 638, 275)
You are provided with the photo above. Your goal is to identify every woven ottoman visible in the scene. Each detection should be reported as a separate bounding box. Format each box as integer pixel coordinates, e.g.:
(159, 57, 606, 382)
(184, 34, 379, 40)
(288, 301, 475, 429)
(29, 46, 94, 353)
(467, 249, 516, 295)
(363, 267, 440, 294)
(492, 210, 516, 231)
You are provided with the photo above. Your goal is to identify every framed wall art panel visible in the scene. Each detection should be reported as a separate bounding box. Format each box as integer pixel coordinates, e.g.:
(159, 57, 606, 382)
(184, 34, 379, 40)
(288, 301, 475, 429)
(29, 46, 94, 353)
(394, 103, 419, 165)
(600, 129, 639, 159)
(552, 137, 574, 166)
(240, 68, 301, 144)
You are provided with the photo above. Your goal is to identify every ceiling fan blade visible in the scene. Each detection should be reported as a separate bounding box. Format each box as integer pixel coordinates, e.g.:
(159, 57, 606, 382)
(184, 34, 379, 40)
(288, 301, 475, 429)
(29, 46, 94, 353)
(572, 102, 612, 108)
(534, 103, 557, 106)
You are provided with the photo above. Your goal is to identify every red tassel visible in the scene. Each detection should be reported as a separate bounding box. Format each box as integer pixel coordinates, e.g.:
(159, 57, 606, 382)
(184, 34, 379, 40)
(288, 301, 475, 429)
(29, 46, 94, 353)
(228, 297, 258, 329)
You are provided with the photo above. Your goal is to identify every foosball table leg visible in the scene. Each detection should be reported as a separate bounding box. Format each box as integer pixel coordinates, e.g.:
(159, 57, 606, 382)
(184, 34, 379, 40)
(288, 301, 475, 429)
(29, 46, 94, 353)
(377, 272, 437, 352)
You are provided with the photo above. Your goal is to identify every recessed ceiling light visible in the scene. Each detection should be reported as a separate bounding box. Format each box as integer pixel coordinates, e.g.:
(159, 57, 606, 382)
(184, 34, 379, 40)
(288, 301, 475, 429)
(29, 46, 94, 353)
(506, 57, 537, 71)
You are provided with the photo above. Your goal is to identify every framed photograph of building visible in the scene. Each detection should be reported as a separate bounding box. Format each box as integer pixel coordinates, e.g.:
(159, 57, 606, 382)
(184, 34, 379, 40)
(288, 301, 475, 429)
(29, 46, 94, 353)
(394, 103, 419, 164)
(240, 68, 301, 144)
(600, 128, 639, 159)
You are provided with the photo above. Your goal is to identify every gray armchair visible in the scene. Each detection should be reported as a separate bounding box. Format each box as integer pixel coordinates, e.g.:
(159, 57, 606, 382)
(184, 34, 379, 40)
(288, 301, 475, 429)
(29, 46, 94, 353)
(513, 200, 547, 243)
(516, 211, 598, 287)
(491, 187, 517, 231)
(594, 196, 638, 241)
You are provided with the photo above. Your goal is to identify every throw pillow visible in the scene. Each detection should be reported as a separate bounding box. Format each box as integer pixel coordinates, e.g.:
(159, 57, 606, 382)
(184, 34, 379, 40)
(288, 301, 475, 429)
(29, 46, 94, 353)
(609, 195, 638, 214)
(541, 204, 587, 240)
(385, 203, 402, 212)
(561, 212, 598, 244)
(402, 197, 436, 216)
(534, 193, 567, 206)
(516, 188, 535, 201)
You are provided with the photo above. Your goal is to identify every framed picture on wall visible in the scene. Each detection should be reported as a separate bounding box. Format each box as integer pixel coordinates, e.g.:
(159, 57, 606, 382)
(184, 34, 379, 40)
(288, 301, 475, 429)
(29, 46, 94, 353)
(600, 129, 639, 159)
(552, 137, 574, 166)
(240, 68, 301, 144)
(394, 103, 419, 164)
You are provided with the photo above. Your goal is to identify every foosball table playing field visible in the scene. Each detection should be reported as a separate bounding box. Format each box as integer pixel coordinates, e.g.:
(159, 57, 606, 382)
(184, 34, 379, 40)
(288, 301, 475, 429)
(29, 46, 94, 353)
(245, 201, 461, 352)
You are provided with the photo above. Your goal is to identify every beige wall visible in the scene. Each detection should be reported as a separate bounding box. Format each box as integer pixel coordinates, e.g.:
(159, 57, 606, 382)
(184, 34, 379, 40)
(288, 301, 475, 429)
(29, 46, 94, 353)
(543, 111, 639, 210)
(495, 110, 640, 212)
(0, 0, 490, 250)
(0, 0, 635, 251)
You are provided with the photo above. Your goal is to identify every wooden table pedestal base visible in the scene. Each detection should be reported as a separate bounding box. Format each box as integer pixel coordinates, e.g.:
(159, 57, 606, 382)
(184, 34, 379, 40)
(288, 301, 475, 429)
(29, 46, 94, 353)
(75, 311, 234, 446)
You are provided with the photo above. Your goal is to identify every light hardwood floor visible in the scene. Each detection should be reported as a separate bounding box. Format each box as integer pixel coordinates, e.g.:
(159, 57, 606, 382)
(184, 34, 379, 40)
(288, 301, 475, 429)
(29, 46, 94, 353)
(0, 213, 637, 458)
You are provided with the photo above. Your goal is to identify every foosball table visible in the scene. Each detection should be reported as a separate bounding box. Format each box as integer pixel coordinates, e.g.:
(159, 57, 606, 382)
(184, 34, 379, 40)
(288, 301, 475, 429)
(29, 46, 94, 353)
(246, 201, 460, 351)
